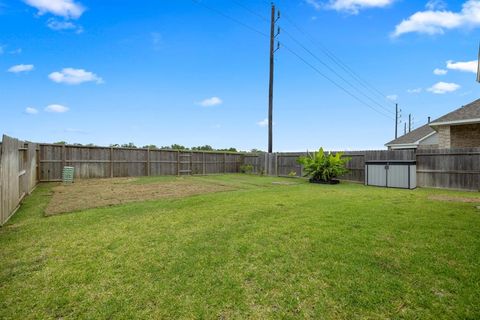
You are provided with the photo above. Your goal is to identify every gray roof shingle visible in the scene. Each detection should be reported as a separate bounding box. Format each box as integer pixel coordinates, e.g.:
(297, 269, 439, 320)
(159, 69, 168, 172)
(430, 98, 480, 124)
(385, 124, 436, 146)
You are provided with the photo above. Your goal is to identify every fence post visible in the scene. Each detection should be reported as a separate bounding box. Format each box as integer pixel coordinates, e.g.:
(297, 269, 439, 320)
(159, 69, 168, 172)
(110, 147, 114, 178)
(62, 144, 66, 169)
(146, 148, 150, 176)
(224, 153, 227, 174)
(177, 150, 180, 176)
(275, 153, 278, 176)
(203, 152, 206, 175)
(264, 153, 267, 175)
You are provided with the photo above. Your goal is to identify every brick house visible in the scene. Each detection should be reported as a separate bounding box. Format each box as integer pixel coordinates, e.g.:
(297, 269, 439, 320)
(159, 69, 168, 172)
(428, 99, 480, 148)
(385, 98, 480, 150)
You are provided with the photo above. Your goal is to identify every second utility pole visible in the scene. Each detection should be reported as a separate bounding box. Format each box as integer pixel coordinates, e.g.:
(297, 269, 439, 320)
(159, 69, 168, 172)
(268, 3, 279, 153)
(395, 103, 398, 139)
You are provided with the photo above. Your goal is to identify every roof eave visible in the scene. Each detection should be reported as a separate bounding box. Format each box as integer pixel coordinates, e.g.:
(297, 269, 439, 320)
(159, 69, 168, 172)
(430, 118, 480, 127)
(384, 131, 436, 148)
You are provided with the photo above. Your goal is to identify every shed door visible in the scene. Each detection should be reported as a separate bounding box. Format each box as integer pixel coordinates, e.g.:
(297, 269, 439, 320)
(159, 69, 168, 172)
(387, 165, 409, 189)
(366, 164, 387, 187)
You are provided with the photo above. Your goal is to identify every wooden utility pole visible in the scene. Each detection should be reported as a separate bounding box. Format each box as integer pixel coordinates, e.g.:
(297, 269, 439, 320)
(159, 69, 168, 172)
(268, 3, 280, 153)
(477, 42, 480, 83)
(395, 103, 398, 139)
(408, 114, 412, 132)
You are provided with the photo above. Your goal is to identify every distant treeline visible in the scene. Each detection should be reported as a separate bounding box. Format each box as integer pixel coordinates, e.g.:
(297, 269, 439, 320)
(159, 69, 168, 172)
(52, 141, 265, 153)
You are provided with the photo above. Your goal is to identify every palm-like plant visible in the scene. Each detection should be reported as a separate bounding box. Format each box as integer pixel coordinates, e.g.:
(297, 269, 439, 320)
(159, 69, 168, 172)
(297, 148, 350, 183)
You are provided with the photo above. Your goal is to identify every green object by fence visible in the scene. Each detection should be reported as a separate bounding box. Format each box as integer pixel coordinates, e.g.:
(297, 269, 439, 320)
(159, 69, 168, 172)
(62, 166, 75, 184)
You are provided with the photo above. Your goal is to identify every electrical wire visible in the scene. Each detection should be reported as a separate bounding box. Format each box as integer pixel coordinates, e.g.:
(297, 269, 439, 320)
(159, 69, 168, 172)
(280, 42, 395, 120)
(193, 0, 394, 120)
(281, 13, 396, 106)
(192, 0, 268, 38)
(230, 0, 395, 116)
(281, 27, 395, 115)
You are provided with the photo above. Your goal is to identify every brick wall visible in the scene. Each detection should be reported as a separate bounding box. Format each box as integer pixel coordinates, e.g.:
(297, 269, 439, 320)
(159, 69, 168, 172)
(451, 123, 480, 147)
(437, 125, 451, 148)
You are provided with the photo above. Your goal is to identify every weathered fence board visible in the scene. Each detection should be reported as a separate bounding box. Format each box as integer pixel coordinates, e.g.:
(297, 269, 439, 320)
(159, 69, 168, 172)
(5, 139, 478, 198)
(38, 144, 245, 181)
(417, 148, 480, 191)
(0, 135, 38, 226)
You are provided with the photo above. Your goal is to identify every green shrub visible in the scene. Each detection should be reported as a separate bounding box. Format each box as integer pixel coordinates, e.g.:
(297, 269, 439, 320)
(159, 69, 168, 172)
(240, 164, 254, 174)
(297, 148, 350, 182)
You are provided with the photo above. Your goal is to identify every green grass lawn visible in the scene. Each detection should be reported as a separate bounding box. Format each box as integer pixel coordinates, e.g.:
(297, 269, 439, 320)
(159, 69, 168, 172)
(1, 175, 479, 319)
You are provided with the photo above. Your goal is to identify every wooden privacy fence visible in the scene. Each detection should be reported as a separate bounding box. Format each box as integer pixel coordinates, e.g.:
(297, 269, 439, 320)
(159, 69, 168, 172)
(39, 144, 244, 181)
(246, 149, 479, 191)
(0, 135, 38, 226)
(2, 135, 479, 227)
(246, 150, 415, 182)
(416, 148, 480, 191)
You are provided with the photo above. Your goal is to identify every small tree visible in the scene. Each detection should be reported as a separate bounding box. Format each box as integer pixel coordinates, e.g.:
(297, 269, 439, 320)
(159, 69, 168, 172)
(121, 143, 137, 149)
(143, 144, 158, 149)
(170, 144, 189, 150)
(297, 148, 350, 183)
(192, 145, 213, 151)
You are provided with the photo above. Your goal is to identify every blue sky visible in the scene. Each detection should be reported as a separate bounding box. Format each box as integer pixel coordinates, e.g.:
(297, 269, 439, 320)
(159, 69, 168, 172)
(1, 0, 479, 151)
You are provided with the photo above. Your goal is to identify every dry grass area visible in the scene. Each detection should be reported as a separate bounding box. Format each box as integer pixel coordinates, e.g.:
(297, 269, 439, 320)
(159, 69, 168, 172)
(429, 194, 480, 203)
(45, 176, 234, 215)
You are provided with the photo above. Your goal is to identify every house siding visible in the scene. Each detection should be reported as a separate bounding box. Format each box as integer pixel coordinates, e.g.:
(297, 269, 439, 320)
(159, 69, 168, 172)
(419, 133, 438, 146)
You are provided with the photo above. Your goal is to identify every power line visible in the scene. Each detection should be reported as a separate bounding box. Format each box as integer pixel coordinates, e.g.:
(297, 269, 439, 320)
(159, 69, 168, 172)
(231, 0, 269, 22)
(192, 0, 268, 38)
(281, 27, 395, 115)
(280, 42, 394, 120)
(229, 1, 396, 117)
(254, 0, 394, 107)
(281, 13, 396, 106)
(193, 0, 394, 120)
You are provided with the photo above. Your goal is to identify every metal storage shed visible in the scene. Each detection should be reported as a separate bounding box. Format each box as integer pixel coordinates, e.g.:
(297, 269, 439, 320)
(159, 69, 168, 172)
(365, 160, 416, 189)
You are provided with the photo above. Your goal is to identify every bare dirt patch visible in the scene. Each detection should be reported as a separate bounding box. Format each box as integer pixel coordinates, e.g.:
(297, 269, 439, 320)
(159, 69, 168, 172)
(429, 195, 480, 204)
(45, 177, 234, 216)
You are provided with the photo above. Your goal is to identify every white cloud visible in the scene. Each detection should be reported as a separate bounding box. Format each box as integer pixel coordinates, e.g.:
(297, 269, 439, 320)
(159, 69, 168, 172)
(326, 0, 394, 14)
(24, 0, 85, 19)
(407, 88, 423, 94)
(427, 82, 460, 94)
(25, 107, 39, 114)
(197, 97, 223, 107)
(305, 0, 321, 10)
(433, 68, 448, 75)
(47, 18, 83, 33)
(7, 64, 34, 73)
(426, 0, 447, 11)
(257, 118, 268, 127)
(386, 94, 398, 101)
(446, 60, 478, 73)
(392, 0, 480, 37)
(48, 68, 103, 85)
(45, 104, 69, 113)
(9, 48, 22, 54)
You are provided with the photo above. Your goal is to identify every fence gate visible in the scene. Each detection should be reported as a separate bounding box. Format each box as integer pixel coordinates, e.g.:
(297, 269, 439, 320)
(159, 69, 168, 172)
(365, 160, 416, 189)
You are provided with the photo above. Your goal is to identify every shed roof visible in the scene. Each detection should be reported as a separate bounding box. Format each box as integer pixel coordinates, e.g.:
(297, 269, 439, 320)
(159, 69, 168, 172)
(385, 124, 436, 146)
